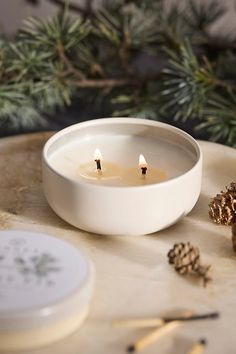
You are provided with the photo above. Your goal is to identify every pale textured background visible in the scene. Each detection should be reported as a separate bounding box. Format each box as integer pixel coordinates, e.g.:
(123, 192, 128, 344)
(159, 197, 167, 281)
(0, 0, 236, 34)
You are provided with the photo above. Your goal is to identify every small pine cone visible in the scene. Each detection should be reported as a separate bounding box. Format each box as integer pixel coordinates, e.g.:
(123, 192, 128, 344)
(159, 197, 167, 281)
(209, 182, 236, 226)
(167, 242, 211, 286)
(232, 223, 236, 252)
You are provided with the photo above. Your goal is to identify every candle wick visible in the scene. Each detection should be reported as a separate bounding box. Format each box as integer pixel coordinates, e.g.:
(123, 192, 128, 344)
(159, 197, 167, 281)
(95, 159, 102, 172)
(141, 167, 147, 175)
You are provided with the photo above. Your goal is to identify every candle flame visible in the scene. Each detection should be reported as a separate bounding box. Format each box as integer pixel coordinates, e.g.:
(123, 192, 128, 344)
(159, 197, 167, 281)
(94, 148, 102, 161)
(139, 154, 147, 168)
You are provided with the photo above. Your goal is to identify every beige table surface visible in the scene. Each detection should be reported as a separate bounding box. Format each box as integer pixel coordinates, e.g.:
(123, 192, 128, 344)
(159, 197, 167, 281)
(0, 132, 235, 354)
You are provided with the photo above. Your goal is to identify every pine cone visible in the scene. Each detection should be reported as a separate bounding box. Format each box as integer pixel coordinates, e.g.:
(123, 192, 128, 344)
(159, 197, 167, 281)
(167, 242, 211, 286)
(232, 223, 236, 253)
(209, 182, 236, 225)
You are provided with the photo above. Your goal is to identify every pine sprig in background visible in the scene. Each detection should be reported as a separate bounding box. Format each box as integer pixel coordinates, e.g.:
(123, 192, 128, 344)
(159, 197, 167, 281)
(1, 0, 236, 146)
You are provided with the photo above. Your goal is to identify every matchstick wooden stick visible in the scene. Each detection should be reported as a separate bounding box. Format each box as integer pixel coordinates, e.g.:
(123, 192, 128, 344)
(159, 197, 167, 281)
(114, 318, 165, 328)
(114, 310, 193, 328)
(187, 339, 207, 354)
(127, 321, 180, 352)
(114, 311, 219, 329)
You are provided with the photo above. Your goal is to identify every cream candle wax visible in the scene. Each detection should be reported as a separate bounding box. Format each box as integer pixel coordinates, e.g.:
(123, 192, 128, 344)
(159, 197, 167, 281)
(49, 131, 192, 187)
(43, 118, 202, 235)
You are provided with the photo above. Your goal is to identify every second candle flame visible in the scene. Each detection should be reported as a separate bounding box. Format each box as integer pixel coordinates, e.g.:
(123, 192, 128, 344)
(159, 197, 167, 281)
(139, 154, 148, 175)
(94, 148, 102, 161)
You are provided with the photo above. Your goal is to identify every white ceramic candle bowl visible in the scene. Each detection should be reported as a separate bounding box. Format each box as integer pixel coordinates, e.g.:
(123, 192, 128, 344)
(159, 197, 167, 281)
(42, 118, 202, 236)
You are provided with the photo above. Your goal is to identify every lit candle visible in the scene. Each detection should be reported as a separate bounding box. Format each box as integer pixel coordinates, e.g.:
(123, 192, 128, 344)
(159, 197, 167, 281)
(76, 149, 123, 185)
(48, 133, 193, 187)
(121, 154, 167, 186)
(43, 118, 202, 235)
(50, 144, 167, 187)
(63, 149, 167, 186)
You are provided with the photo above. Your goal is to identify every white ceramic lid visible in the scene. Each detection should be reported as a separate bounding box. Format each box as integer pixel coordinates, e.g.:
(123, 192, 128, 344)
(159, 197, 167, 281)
(0, 230, 94, 331)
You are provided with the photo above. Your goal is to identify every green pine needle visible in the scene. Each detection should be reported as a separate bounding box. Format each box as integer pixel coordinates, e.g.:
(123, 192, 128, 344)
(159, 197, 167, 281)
(161, 41, 214, 121)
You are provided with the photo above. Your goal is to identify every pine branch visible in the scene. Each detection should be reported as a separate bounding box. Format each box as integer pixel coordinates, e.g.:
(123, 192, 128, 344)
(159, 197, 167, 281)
(71, 78, 138, 88)
(95, 4, 159, 48)
(161, 41, 215, 121)
(197, 93, 236, 146)
(1, 0, 236, 146)
(56, 42, 85, 80)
